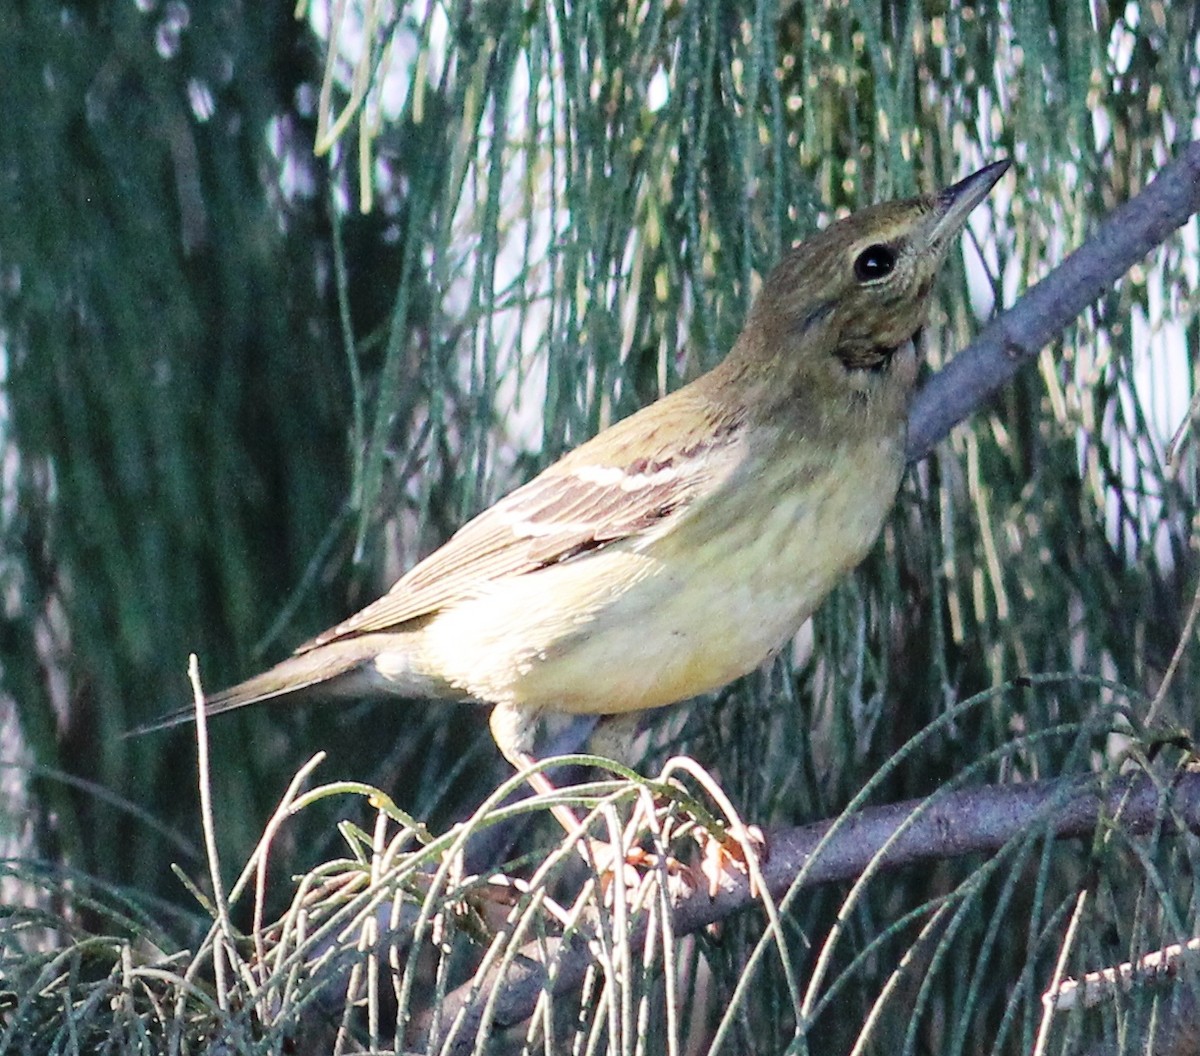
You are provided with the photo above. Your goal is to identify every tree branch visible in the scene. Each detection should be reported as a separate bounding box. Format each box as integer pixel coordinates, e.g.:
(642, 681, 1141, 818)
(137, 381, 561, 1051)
(907, 140, 1200, 461)
(436, 770, 1200, 1050)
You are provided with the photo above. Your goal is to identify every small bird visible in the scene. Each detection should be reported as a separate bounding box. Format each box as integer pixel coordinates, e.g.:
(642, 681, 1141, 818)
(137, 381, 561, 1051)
(142, 161, 1008, 778)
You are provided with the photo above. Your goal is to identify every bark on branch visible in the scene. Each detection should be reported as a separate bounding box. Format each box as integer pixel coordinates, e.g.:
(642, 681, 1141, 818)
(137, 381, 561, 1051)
(438, 770, 1200, 1051)
(907, 140, 1200, 461)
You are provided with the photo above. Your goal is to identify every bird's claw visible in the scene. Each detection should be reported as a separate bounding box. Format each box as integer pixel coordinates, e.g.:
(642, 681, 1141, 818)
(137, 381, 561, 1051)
(589, 842, 697, 904)
(698, 822, 768, 899)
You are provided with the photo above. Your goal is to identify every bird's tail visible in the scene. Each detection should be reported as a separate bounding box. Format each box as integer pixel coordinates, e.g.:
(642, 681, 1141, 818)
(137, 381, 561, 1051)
(130, 636, 389, 735)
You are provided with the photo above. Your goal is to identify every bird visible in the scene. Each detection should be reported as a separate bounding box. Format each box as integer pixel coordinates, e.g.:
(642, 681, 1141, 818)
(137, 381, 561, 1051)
(140, 161, 1009, 785)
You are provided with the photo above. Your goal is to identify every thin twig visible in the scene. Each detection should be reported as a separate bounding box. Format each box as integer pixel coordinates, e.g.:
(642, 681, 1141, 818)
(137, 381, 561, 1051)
(435, 770, 1200, 1051)
(188, 656, 231, 1011)
(1147, 573, 1200, 727)
(1046, 936, 1200, 1012)
(1034, 889, 1091, 1056)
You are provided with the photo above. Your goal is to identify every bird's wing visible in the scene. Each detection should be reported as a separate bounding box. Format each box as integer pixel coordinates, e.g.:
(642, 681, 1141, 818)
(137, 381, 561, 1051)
(297, 402, 746, 652)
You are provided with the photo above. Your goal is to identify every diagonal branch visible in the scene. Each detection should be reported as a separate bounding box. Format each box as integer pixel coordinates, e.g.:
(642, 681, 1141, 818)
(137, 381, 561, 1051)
(907, 140, 1200, 461)
(437, 770, 1200, 1051)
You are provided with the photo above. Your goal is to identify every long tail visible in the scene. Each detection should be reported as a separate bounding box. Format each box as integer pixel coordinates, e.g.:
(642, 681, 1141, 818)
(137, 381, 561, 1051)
(130, 637, 388, 735)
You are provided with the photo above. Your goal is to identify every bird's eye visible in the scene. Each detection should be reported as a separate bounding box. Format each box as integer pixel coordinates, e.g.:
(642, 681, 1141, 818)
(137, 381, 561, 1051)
(854, 244, 897, 283)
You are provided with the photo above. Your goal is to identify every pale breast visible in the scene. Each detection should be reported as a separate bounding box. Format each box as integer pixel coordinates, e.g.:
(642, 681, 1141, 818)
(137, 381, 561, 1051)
(420, 432, 906, 715)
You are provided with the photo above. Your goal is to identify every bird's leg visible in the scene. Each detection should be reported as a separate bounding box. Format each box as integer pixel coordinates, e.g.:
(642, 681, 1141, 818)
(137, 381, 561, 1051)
(491, 705, 598, 848)
(511, 749, 707, 913)
(521, 737, 766, 899)
(511, 750, 644, 882)
(496, 707, 679, 892)
(512, 751, 596, 848)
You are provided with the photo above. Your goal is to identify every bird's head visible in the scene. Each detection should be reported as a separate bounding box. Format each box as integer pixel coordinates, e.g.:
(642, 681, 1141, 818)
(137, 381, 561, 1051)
(729, 160, 1009, 426)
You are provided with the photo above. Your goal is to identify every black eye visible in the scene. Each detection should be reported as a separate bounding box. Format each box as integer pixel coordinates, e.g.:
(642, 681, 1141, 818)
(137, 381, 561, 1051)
(854, 243, 897, 283)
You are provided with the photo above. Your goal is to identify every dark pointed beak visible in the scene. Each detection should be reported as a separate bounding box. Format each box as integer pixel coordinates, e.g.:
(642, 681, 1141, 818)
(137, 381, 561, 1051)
(929, 159, 1010, 246)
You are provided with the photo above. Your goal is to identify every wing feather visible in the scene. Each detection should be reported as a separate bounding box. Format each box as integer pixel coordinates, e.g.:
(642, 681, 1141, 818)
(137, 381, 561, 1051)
(298, 398, 746, 653)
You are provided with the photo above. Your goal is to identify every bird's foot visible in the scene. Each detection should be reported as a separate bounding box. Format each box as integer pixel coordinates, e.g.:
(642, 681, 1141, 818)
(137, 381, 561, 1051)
(589, 841, 699, 908)
(697, 821, 768, 899)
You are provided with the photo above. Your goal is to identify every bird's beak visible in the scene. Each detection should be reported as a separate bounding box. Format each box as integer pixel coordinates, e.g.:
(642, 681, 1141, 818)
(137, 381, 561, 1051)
(929, 159, 1010, 247)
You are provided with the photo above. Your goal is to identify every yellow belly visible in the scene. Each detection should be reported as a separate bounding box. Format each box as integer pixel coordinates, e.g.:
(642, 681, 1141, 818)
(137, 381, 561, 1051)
(420, 436, 905, 715)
